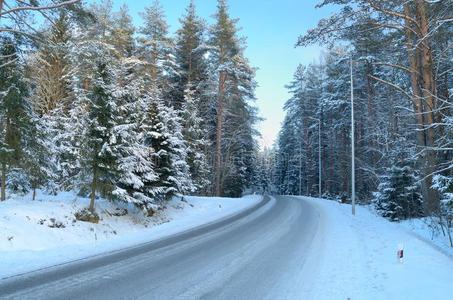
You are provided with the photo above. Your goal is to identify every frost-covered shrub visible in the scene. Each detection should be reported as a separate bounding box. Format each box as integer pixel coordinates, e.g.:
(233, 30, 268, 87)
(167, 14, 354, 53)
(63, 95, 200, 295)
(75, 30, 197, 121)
(373, 165, 423, 222)
(7, 168, 31, 195)
(44, 180, 59, 196)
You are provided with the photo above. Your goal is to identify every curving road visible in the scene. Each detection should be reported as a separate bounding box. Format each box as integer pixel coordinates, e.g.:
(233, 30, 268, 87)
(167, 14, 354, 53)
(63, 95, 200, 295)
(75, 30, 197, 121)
(0, 196, 321, 300)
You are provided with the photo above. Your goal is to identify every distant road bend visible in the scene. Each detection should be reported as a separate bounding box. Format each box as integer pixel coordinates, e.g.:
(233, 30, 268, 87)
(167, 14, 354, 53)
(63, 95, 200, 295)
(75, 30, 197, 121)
(0, 196, 320, 300)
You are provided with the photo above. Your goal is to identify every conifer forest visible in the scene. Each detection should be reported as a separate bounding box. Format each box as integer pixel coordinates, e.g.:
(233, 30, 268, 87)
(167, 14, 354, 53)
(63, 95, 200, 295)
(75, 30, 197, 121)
(1, 0, 453, 226)
(0, 0, 259, 217)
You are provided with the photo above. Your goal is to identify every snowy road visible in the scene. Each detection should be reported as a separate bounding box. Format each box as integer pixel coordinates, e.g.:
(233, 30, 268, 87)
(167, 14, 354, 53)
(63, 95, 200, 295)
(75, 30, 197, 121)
(1, 196, 452, 300)
(0, 196, 319, 299)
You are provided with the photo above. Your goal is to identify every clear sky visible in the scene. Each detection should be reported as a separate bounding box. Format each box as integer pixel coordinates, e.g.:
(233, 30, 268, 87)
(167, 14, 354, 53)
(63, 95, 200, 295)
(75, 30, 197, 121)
(107, 0, 333, 148)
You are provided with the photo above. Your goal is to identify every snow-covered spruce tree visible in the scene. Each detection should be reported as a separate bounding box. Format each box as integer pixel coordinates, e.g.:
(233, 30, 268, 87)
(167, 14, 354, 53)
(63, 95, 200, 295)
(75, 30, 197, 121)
(373, 144, 423, 221)
(0, 36, 36, 199)
(175, 0, 207, 109)
(26, 11, 76, 194)
(81, 61, 118, 215)
(54, 2, 117, 192)
(141, 90, 194, 202)
(22, 116, 54, 200)
(181, 84, 211, 193)
(432, 175, 453, 247)
(111, 58, 160, 214)
(139, 0, 179, 108)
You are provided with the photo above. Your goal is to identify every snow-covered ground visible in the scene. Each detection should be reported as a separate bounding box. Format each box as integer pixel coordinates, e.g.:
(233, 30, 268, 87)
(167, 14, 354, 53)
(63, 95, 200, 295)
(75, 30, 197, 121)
(399, 217, 453, 255)
(298, 197, 453, 299)
(0, 191, 262, 279)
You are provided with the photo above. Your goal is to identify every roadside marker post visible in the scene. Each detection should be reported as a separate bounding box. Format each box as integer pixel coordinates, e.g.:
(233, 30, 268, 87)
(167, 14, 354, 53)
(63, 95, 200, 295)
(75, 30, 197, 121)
(397, 244, 404, 263)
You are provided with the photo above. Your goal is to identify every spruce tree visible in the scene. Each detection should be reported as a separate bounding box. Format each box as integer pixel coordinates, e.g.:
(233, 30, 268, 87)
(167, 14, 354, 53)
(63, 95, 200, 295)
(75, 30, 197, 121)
(0, 37, 32, 200)
(82, 62, 118, 213)
(141, 91, 194, 202)
(373, 141, 424, 221)
(112, 59, 159, 212)
(175, 0, 207, 108)
(181, 84, 210, 193)
(139, 0, 178, 106)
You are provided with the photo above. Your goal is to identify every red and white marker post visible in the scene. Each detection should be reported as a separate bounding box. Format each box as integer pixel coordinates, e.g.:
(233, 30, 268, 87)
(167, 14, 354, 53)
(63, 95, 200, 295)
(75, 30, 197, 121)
(397, 244, 404, 263)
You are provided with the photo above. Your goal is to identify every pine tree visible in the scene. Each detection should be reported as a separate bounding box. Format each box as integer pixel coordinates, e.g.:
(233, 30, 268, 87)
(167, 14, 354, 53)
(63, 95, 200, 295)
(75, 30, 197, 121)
(207, 0, 258, 196)
(111, 4, 136, 58)
(29, 12, 72, 115)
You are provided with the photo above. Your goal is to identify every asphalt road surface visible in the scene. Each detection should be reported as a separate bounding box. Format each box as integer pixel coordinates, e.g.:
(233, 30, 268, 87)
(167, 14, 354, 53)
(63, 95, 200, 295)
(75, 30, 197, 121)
(0, 196, 320, 300)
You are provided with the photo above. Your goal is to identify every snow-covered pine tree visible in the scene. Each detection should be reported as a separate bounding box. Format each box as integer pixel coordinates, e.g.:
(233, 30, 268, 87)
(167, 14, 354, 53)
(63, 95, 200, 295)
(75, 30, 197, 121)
(221, 55, 258, 197)
(206, 0, 259, 197)
(111, 4, 136, 59)
(28, 12, 72, 116)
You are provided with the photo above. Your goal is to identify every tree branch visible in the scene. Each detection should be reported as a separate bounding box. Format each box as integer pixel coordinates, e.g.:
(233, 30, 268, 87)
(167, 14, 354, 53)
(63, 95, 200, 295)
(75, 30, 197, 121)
(0, 0, 80, 17)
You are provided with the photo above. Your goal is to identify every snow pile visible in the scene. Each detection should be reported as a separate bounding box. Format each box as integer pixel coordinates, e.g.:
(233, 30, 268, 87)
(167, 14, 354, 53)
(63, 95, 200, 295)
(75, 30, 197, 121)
(298, 197, 453, 300)
(0, 192, 262, 278)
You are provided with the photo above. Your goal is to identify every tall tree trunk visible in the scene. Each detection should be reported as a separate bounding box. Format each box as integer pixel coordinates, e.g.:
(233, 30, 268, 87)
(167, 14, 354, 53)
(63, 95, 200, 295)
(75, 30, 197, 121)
(404, 3, 438, 212)
(365, 61, 377, 166)
(416, 0, 439, 212)
(1, 162, 6, 201)
(89, 167, 97, 213)
(214, 71, 227, 196)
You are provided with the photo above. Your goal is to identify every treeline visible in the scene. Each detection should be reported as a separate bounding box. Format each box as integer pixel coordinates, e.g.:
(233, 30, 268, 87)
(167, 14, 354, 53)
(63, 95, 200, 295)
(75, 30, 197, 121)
(0, 0, 259, 215)
(273, 0, 452, 223)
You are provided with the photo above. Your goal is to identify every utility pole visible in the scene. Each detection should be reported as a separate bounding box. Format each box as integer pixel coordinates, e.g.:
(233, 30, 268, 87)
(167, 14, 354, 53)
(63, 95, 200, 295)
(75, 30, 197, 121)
(299, 138, 302, 196)
(309, 116, 322, 199)
(350, 57, 356, 216)
(318, 119, 322, 198)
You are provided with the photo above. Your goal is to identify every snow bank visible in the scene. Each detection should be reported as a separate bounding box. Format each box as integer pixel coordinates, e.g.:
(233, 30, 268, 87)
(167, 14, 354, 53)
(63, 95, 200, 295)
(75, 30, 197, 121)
(399, 217, 453, 255)
(298, 197, 453, 300)
(0, 191, 262, 278)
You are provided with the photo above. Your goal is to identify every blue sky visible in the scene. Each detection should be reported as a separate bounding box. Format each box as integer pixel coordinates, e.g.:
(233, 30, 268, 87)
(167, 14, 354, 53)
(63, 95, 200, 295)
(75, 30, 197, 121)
(107, 0, 333, 148)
